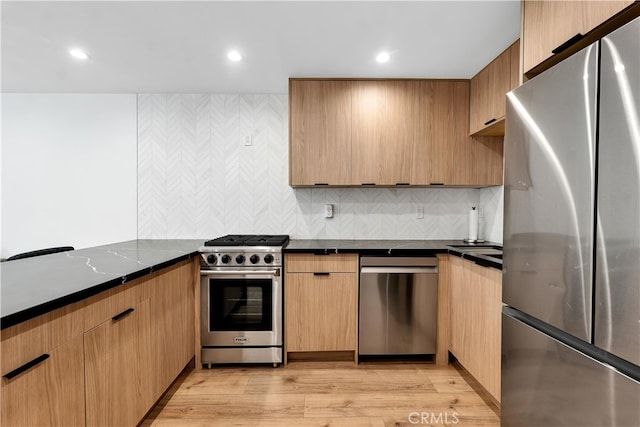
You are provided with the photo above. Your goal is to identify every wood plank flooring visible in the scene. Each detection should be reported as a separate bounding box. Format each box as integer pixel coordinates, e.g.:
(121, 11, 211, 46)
(142, 361, 499, 427)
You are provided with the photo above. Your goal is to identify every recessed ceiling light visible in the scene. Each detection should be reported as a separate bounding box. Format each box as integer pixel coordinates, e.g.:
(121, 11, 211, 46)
(227, 50, 243, 62)
(69, 48, 89, 60)
(376, 52, 390, 63)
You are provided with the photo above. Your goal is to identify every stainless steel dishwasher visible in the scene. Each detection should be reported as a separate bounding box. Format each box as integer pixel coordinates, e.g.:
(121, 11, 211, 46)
(359, 257, 438, 355)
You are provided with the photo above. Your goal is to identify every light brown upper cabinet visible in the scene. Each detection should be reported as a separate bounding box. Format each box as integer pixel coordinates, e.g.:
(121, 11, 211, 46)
(469, 40, 520, 136)
(289, 80, 352, 186)
(425, 80, 503, 186)
(289, 78, 503, 187)
(351, 80, 426, 185)
(522, 0, 636, 77)
(425, 80, 473, 185)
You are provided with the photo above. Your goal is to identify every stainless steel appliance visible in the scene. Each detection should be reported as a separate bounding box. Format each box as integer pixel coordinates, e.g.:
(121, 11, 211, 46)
(502, 17, 640, 426)
(199, 235, 288, 366)
(359, 257, 438, 356)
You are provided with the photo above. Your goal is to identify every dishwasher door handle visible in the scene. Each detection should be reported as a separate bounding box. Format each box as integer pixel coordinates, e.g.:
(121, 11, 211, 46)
(360, 266, 438, 274)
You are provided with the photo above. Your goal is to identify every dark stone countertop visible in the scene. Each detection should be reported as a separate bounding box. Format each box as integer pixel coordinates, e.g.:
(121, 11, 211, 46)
(1, 238, 502, 330)
(285, 239, 503, 269)
(1, 239, 203, 329)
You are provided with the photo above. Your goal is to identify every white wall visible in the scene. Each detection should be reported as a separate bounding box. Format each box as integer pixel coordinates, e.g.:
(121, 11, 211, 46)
(1, 94, 137, 259)
(138, 93, 488, 241)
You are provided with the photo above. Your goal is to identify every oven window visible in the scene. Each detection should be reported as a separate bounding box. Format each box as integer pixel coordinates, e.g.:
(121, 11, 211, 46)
(209, 278, 273, 331)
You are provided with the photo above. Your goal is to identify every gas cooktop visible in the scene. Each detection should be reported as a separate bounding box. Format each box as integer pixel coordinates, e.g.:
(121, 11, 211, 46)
(203, 234, 289, 247)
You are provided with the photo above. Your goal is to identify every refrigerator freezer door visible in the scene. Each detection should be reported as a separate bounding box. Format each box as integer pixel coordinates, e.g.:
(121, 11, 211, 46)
(503, 43, 598, 342)
(502, 313, 640, 426)
(595, 17, 640, 367)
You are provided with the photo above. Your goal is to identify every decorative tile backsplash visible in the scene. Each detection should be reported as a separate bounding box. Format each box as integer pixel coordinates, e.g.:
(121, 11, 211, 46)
(137, 94, 503, 242)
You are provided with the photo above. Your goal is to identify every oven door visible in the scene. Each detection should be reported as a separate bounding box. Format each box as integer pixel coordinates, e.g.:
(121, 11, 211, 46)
(200, 269, 282, 347)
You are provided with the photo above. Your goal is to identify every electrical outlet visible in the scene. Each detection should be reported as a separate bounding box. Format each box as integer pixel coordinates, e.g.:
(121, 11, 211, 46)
(478, 206, 485, 218)
(324, 204, 334, 218)
(416, 205, 424, 219)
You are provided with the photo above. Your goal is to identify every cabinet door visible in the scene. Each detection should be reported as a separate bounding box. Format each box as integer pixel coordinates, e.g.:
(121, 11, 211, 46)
(285, 273, 357, 352)
(448, 256, 470, 357)
(1, 335, 85, 427)
(425, 80, 473, 185)
(84, 299, 154, 427)
(469, 41, 518, 136)
(472, 136, 504, 186)
(449, 257, 502, 402)
(509, 40, 521, 90)
(522, 0, 633, 74)
(289, 80, 352, 186)
(150, 261, 195, 397)
(352, 80, 424, 185)
(468, 261, 502, 402)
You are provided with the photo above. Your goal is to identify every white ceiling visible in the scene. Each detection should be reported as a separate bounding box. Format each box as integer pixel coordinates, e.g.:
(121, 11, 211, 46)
(1, 1, 521, 94)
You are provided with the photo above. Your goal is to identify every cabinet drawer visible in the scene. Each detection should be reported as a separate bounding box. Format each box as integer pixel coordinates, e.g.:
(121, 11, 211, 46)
(1, 291, 110, 375)
(285, 253, 358, 273)
(1, 273, 152, 375)
(1, 334, 85, 427)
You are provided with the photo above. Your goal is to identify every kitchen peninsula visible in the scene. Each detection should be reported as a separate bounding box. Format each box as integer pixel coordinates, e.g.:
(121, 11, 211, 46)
(1, 238, 502, 425)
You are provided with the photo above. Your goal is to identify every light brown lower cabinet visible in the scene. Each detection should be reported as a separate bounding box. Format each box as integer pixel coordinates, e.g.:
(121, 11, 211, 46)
(1, 335, 85, 427)
(448, 255, 502, 403)
(151, 263, 196, 396)
(285, 254, 358, 359)
(84, 298, 154, 427)
(1, 258, 196, 427)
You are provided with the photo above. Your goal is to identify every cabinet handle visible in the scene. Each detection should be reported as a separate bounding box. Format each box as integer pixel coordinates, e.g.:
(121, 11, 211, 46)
(112, 307, 135, 321)
(313, 250, 332, 255)
(552, 33, 584, 55)
(395, 183, 410, 186)
(484, 118, 497, 126)
(3, 354, 50, 380)
(362, 183, 376, 186)
(430, 183, 444, 186)
(313, 272, 331, 276)
(314, 183, 329, 186)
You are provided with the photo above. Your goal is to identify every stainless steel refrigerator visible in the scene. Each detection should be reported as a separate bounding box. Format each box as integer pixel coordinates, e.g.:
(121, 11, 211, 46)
(502, 16, 640, 426)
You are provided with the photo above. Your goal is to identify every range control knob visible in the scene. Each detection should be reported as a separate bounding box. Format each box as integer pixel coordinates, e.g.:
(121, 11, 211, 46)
(236, 254, 246, 264)
(206, 254, 217, 264)
(221, 254, 232, 264)
(264, 254, 274, 264)
(250, 254, 260, 264)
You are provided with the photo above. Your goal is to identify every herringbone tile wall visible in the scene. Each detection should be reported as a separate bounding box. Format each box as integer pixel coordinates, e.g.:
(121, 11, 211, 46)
(138, 94, 502, 241)
(480, 186, 504, 243)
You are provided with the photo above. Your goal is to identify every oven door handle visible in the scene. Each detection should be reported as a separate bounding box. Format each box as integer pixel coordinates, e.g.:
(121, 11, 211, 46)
(200, 269, 280, 277)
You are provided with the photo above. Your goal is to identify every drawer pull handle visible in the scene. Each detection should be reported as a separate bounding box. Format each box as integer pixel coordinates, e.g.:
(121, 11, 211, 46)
(4, 354, 50, 380)
(362, 183, 376, 186)
(484, 118, 497, 126)
(552, 33, 584, 55)
(313, 251, 332, 255)
(314, 183, 329, 186)
(395, 182, 410, 186)
(430, 183, 444, 186)
(313, 272, 330, 276)
(112, 307, 135, 321)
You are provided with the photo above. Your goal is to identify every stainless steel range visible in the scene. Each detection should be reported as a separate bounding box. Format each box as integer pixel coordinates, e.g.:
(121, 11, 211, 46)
(199, 235, 288, 367)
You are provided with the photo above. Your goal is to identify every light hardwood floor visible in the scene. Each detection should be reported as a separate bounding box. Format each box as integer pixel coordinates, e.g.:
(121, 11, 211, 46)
(142, 360, 499, 427)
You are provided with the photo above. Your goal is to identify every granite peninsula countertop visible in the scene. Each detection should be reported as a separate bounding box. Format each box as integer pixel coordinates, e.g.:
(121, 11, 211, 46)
(1, 238, 502, 330)
(1, 239, 203, 329)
